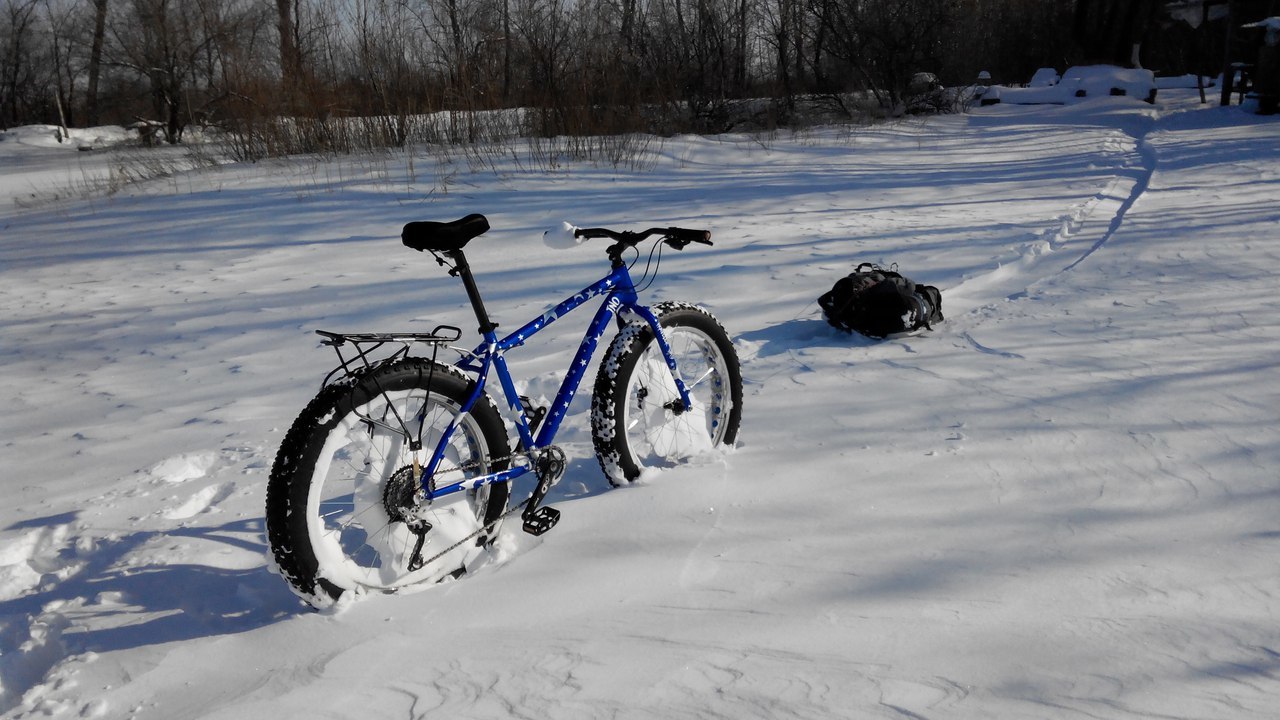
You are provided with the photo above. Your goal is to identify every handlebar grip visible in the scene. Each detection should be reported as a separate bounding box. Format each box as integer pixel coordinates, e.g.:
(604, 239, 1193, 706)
(664, 227, 712, 245)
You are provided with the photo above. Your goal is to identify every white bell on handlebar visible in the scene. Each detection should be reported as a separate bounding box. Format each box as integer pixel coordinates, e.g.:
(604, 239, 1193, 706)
(543, 222, 583, 250)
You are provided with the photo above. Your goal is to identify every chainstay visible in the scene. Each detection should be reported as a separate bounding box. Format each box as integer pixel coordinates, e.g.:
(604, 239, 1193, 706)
(417, 449, 527, 490)
(404, 443, 565, 571)
(406, 446, 551, 573)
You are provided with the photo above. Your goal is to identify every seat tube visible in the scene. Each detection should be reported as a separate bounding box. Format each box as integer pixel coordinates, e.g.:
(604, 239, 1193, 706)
(492, 352, 535, 449)
(446, 249, 498, 335)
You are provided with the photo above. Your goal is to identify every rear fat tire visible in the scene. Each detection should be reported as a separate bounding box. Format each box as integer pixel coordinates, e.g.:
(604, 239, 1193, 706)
(591, 302, 742, 485)
(266, 359, 510, 608)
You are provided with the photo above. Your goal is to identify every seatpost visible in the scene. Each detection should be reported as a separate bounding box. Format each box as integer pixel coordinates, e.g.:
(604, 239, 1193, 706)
(444, 249, 498, 336)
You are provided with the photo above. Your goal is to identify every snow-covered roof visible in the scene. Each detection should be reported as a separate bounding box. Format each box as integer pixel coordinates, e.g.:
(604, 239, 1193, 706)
(981, 66, 1156, 106)
(1243, 16, 1280, 44)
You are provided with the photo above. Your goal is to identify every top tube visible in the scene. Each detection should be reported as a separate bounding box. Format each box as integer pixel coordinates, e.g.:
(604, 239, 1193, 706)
(500, 269, 637, 351)
(455, 263, 639, 371)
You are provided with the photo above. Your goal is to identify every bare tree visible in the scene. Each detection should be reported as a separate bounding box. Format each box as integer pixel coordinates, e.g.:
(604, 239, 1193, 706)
(86, 0, 107, 124)
(275, 0, 298, 90)
(818, 0, 956, 110)
(1072, 0, 1162, 67)
(42, 0, 84, 129)
(0, 0, 1126, 148)
(1, 0, 42, 127)
(106, 0, 260, 142)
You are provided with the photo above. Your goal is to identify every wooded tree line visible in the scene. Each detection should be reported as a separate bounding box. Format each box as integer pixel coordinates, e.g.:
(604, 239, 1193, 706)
(3, 0, 1089, 148)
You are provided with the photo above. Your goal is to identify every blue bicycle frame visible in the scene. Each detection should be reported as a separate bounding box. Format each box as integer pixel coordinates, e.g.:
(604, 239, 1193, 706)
(419, 261, 693, 500)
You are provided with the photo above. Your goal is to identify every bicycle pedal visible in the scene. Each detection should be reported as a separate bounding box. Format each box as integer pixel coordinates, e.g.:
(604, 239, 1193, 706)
(522, 506, 561, 536)
(519, 396, 549, 434)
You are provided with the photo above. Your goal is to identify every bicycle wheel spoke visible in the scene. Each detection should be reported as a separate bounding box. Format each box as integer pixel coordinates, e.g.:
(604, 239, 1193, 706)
(592, 304, 741, 484)
(683, 365, 716, 392)
(271, 362, 509, 606)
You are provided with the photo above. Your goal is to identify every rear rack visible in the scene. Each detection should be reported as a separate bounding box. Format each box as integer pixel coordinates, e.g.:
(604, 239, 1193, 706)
(316, 325, 462, 388)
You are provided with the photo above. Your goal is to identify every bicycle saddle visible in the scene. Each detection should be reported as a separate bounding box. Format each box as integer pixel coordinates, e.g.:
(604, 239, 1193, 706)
(402, 213, 490, 252)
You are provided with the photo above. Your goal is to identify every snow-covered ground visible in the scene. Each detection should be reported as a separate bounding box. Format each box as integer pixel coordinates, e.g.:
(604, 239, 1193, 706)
(1, 92, 1278, 719)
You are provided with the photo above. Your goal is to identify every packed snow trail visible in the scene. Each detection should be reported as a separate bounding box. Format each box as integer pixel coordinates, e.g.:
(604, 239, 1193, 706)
(1061, 132, 1158, 272)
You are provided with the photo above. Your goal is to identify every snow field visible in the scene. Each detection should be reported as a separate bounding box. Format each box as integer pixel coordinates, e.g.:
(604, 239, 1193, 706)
(1, 91, 1278, 718)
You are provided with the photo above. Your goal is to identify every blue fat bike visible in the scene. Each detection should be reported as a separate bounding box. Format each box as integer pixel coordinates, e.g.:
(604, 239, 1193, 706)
(265, 214, 743, 607)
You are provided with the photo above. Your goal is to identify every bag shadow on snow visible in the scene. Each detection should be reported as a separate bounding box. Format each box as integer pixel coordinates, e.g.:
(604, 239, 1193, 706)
(736, 317, 880, 359)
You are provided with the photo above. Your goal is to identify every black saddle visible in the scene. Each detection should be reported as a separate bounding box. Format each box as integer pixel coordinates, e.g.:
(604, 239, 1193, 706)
(402, 213, 489, 253)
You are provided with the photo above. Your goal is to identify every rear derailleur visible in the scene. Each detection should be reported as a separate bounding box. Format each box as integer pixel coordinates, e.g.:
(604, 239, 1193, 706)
(383, 462, 435, 570)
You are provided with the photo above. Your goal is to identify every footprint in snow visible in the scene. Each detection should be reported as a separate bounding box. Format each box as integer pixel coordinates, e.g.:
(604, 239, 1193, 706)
(147, 451, 218, 484)
(162, 482, 235, 520)
(0, 524, 79, 603)
(143, 450, 242, 520)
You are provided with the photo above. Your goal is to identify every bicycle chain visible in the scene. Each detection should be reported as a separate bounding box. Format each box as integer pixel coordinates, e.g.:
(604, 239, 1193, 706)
(401, 448, 545, 575)
(411, 493, 534, 573)
(417, 450, 526, 487)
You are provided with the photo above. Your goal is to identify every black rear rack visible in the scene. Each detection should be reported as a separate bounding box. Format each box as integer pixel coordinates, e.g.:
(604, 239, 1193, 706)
(316, 325, 462, 388)
(316, 327, 462, 346)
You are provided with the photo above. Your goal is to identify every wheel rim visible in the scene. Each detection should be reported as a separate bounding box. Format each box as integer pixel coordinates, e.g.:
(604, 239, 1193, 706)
(621, 325, 732, 470)
(304, 388, 494, 591)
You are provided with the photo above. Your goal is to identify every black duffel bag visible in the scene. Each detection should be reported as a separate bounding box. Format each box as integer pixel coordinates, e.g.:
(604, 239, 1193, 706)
(818, 263, 944, 338)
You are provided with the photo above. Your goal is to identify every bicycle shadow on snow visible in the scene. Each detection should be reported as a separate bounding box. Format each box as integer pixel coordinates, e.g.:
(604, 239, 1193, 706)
(0, 429, 671, 705)
(0, 514, 298, 657)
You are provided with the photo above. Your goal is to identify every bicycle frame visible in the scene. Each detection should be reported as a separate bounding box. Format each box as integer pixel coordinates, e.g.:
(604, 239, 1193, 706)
(420, 260, 694, 501)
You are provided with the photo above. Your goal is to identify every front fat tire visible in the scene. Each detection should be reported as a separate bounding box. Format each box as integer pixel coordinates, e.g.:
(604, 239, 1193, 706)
(592, 302, 743, 485)
(266, 359, 510, 608)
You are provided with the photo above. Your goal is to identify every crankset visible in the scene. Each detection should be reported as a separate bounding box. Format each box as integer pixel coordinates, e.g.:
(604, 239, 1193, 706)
(522, 446, 565, 536)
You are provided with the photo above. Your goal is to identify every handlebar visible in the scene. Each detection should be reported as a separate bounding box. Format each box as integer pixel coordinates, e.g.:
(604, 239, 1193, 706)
(574, 225, 712, 250)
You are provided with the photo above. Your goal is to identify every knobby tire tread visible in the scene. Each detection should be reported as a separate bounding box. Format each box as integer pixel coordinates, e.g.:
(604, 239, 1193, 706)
(265, 359, 509, 608)
(591, 302, 743, 485)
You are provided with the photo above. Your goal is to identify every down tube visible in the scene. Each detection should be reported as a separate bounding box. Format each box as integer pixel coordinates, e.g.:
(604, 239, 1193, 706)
(533, 295, 620, 448)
